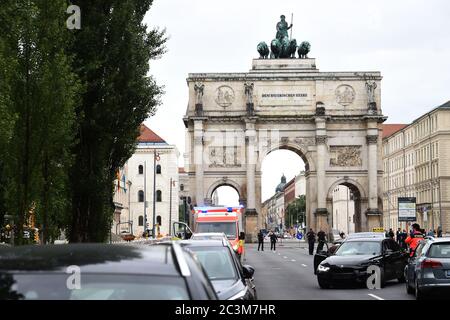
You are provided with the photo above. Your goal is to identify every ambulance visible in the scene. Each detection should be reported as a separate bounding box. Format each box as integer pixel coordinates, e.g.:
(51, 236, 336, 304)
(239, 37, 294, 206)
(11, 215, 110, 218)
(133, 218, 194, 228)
(193, 206, 244, 252)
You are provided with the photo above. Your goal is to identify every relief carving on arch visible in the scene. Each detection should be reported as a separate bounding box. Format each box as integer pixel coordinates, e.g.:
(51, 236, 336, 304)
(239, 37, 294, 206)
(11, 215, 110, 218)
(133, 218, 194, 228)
(208, 146, 242, 167)
(329, 146, 362, 167)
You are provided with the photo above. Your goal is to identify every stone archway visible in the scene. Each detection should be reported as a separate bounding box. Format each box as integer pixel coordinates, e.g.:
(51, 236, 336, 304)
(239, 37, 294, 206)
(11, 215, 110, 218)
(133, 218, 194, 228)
(183, 57, 385, 241)
(205, 178, 244, 206)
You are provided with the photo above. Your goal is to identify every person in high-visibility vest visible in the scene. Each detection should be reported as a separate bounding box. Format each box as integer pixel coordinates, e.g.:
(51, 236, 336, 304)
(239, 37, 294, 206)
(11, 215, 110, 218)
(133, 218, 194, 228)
(405, 223, 425, 257)
(237, 232, 245, 260)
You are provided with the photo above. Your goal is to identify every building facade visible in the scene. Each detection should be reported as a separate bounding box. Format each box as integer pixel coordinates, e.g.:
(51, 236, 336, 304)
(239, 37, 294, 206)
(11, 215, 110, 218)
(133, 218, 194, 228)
(382, 101, 450, 234)
(331, 185, 355, 235)
(113, 125, 180, 237)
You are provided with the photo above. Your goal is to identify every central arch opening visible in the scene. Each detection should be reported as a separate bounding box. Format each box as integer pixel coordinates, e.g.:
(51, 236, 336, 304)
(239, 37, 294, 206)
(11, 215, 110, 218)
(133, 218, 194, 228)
(331, 182, 362, 236)
(261, 148, 307, 236)
(211, 185, 240, 207)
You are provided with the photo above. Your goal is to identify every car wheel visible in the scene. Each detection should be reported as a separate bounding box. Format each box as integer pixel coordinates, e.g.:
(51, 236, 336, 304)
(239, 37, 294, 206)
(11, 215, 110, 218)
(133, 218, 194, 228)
(415, 279, 425, 300)
(380, 268, 386, 288)
(405, 279, 414, 294)
(318, 277, 330, 289)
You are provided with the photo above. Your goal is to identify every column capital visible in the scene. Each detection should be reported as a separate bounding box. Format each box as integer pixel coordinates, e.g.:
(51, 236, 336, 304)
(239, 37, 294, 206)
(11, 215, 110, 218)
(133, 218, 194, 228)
(366, 208, 381, 216)
(314, 208, 329, 216)
(315, 135, 327, 145)
(245, 208, 258, 217)
(366, 135, 378, 145)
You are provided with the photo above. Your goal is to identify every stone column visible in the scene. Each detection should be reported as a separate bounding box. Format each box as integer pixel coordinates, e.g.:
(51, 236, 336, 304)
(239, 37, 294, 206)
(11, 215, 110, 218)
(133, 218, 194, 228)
(366, 133, 379, 214)
(245, 120, 258, 242)
(194, 120, 204, 206)
(315, 117, 328, 226)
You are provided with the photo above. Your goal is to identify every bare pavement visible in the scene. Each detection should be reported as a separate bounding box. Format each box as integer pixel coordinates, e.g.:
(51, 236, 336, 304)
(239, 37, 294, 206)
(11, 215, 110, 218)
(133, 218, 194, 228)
(243, 239, 414, 300)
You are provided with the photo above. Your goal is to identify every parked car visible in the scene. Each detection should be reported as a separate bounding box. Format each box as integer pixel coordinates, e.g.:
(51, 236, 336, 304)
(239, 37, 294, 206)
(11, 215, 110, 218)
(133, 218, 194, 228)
(0, 242, 218, 300)
(326, 232, 388, 255)
(405, 237, 450, 300)
(179, 239, 257, 300)
(190, 232, 228, 242)
(314, 237, 408, 288)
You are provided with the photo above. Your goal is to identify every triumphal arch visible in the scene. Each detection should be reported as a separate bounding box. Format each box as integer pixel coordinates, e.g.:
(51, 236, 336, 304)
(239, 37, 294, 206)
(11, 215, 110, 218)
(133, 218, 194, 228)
(183, 18, 386, 241)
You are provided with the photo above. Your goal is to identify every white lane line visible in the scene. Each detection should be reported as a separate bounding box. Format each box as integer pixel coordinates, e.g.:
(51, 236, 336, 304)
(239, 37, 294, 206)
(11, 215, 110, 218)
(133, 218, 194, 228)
(283, 256, 288, 259)
(291, 259, 296, 262)
(368, 294, 384, 301)
(301, 264, 307, 267)
(278, 253, 281, 255)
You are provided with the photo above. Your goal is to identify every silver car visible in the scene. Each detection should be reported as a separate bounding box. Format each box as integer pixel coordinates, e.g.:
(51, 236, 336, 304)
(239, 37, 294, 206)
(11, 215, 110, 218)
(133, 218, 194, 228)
(405, 237, 450, 300)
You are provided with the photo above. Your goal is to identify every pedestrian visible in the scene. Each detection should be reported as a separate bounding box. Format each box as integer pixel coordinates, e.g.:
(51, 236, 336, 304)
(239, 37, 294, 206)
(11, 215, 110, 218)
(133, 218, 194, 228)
(306, 228, 316, 255)
(317, 229, 327, 253)
(339, 231, 345, 240)
(399, 229, 407, 249)
(269, 230, 277, 251)
(396, 228, 401, 243)
(257, 229, 264, 251)
(427, 229, 434, 237)
(388, 228, 395, 239)
(437, 226, 443, 238)
(405, 223, 425, 257)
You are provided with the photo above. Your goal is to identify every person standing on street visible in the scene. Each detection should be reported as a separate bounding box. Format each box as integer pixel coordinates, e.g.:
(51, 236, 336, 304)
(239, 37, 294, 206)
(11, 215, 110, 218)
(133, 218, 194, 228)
(405, 223, 425, 257)
(257, 230, 264, 251)
(306, 228, 316, 255)
(437, 226, 443, 238)
(317, 229, 327, 253)
(269, 230, 278, 251)
(388, 228, 395, 239)
(396, 228, 401, 243)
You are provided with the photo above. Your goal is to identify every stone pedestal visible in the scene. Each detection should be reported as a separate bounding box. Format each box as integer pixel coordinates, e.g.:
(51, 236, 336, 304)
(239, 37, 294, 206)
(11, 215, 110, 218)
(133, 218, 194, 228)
(251, 58, 317, 72)
(245, 209, 258, 243)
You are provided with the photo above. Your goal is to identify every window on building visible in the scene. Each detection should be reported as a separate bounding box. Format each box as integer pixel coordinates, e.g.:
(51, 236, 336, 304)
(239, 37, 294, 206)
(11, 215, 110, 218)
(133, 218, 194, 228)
(180, 184, 184, 191)
(138, 165, 143, 175)
(156, 164, 161, 174)
(138, 190, 144, 202)
(157, 215, 162, 226)
(138, 215, 144, 226)
(156, 190, 162, 202)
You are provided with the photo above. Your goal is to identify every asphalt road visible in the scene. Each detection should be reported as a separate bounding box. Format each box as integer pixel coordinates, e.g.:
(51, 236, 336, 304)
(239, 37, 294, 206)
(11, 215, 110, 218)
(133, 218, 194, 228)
(243, 240, 415, 300)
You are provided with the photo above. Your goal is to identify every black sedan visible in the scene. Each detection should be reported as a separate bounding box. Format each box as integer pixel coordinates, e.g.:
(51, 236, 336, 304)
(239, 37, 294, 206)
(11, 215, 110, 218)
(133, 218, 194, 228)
(180, 239, 257, 300)
(0, 242, 218, 300)
(314, 237, 408, 288)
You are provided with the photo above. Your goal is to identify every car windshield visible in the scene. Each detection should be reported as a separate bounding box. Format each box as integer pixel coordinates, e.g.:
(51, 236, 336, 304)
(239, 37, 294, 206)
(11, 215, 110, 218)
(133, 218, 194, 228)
(196, 222, 236, 239)
(428, 243, 450, 258)
(335, 241, 381, 256)
(189, 247, 238, 280)
(0, 273, 190, 300)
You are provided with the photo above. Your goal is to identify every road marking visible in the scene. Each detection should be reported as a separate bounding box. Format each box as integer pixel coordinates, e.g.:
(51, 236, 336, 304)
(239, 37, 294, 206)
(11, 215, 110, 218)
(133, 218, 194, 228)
(368, 294, 384, 301)
(278, 253, 281, 255)
(301, 264, 307, 267)
(291, 259, 296, 262)
(283, 256, 288, 259)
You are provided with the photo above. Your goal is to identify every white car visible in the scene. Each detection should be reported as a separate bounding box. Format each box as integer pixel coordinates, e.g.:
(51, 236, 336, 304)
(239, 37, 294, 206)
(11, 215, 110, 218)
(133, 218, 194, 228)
(190, 232, 228, 242)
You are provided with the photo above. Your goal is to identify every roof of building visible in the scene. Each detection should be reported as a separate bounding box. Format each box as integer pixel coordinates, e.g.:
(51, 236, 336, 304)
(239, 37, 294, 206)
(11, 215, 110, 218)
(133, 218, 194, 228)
(138, 124, 167, 144)
(382, 100, 450, 140)
(382, 124, 408, 139)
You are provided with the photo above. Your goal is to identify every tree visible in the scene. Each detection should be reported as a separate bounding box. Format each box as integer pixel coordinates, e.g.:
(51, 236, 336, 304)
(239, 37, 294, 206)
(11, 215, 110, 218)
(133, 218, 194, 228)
(0, 0, 78, 244)
(67, 0, 166, 242)
(285, 195, 306, 228)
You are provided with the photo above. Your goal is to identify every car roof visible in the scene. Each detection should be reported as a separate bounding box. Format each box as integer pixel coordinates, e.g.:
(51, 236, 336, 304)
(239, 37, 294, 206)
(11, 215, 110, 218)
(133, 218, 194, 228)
(192, 233, 226, 237)
(344, 237, 384, 243)
(179, 239, 229, 248)
(427, 237, 450, 243)
(346, 232, 386, 239)
(0, 243, 185, 276)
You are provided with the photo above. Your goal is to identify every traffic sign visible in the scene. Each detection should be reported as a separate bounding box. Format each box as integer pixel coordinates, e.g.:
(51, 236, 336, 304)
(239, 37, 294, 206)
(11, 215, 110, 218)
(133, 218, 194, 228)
(296, 232, 303, 240)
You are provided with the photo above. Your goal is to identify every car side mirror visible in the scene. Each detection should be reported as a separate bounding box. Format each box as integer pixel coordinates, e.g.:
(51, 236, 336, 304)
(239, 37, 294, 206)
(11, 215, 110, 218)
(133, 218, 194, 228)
(242, 265, 255, 279)
(318, 250, 329, 256)
(239, 232, 245, 240)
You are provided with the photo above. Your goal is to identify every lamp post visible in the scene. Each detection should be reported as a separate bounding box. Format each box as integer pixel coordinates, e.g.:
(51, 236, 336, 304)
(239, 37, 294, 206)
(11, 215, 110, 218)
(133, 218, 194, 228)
(152, 149, 160, 238)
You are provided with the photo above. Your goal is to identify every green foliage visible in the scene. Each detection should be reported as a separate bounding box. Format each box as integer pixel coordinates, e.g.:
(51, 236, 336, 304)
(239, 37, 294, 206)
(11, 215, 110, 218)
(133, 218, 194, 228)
(0, 0, 78, 244)
(67, 0, 166, 242)
(285, 195, 306, 227)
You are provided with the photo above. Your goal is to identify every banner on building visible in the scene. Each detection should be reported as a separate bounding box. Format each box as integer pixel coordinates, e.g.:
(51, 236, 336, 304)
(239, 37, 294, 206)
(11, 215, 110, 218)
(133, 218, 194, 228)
(398, 197, 416, 222)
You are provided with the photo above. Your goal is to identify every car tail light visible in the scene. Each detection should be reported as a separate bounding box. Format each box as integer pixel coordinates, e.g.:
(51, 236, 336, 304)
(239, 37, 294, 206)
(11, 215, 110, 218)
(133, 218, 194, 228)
(421, 259, 442, 269)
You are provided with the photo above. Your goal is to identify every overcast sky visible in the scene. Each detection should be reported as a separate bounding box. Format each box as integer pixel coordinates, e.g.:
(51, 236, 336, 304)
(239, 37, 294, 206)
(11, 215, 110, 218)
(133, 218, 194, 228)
(143, 0, 450, 203)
